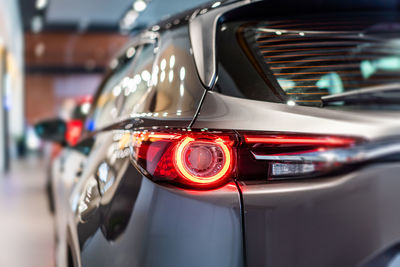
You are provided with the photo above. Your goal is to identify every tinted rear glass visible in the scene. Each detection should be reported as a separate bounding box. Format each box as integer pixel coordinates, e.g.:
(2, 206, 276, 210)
(219, 12, 400, 109)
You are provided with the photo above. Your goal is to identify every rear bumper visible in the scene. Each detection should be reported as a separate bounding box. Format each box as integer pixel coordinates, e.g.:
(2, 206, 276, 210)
(240, 163, 400, 267)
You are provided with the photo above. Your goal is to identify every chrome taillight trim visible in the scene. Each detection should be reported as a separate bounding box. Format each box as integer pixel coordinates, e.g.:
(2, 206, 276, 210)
(252, 152, 329, 162)
(252, 139, 400, 165)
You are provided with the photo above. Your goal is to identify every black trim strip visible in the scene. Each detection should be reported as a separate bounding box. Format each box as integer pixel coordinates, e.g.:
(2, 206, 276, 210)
(234, 179, 248, 267)
(189, 88, 208, 128)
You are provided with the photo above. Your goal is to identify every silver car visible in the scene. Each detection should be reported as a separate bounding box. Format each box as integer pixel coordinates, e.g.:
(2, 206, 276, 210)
(35, 0, 400, 266)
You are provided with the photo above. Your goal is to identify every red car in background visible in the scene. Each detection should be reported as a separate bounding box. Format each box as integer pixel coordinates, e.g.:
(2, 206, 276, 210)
(45, 97, 92, 212)
(65, 98, 92, 146)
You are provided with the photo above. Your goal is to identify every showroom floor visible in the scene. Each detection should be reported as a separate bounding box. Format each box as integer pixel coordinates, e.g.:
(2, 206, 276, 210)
(0, 157, 55, 266)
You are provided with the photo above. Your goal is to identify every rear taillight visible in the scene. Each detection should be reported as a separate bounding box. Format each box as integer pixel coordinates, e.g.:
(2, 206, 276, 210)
(174, 137, 233, 184)
(130, 131, 235, 189)
(66, 119, 83, 146)
(239, 133, 359, 180)
(129, 129, 364, 189)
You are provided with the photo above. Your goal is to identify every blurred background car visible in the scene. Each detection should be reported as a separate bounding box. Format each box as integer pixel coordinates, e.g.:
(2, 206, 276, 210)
(43, 97, 92, 212)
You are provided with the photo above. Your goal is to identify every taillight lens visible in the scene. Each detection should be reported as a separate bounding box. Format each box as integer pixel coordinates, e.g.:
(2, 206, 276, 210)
(65, 119, 83, 146)
(129, 129, 363, 189)
(174, 137, 233, 184)
(240, 133, 359, 180)
(130, 131, 235, 189)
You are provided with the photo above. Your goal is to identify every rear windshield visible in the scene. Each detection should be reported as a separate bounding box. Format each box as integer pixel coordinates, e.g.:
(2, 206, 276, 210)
(217, 12, 400, 109)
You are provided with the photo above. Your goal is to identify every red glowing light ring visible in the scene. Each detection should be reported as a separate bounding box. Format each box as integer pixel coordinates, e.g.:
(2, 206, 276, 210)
(174, 137, 233, 184)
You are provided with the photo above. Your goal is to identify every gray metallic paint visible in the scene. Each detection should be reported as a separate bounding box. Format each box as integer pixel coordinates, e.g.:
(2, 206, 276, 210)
(51, 1, 400, 266)
(80, 173, 243, 267)
(193, 91, 400, 140)
(239, 163, 400, 267)
(63, 18, 246, 267)
(188, 0, 250, 89)
(194, 91, 400, 267)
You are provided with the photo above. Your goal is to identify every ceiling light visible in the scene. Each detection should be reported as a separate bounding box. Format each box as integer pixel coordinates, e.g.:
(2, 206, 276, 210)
(133, 0, 147, 12)
(34, 43, 45, 57)
(31, 16, 43, 33)
(35, 0, 48, 10)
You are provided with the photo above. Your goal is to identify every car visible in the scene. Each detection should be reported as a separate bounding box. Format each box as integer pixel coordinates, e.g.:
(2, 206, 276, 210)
(35, 0, 400, 266)
(42, 97, 92, 213)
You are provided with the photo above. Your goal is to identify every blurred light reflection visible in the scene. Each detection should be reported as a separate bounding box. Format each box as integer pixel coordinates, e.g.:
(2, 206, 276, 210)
(160, 58, 166, 70)
(180, 67, 185, 81)
(160, 71, 165, 82)
(170, 55, 175, 68)
(141, 70, 151, 81)
(113, 86, 122, 97)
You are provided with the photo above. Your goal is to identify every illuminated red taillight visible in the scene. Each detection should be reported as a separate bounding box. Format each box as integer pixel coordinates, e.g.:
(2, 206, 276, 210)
(174, 137, 233, 184)
(129, 129, 362, 189)
(65, 119, 83, 146)
(130, 131, 235, 189)
(240, 133, 360, 180)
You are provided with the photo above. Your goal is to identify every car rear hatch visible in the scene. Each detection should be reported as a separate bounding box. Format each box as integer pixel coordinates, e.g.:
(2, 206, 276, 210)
(192, 1, 400, 266)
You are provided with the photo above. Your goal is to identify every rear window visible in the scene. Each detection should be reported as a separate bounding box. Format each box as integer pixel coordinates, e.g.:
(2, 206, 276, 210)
(218, 12, 400, 109)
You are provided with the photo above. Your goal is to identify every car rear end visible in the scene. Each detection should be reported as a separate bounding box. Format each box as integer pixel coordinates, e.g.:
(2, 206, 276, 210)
(68, 1, 400, 266)
(192, 0, 400, 266)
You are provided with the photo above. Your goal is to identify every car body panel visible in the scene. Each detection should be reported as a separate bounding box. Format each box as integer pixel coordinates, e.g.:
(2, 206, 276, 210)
(51, 16, 244, 267)
(239, 163, 400, 267)
(52, 149, 87, 267)
(77, 168, 243, 267)
(193, 91, 400, 140)
(193, 91, 400, 266)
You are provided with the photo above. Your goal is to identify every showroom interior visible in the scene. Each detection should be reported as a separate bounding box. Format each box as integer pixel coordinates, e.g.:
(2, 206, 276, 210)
(0, 0, 203, 265)
(3, 0, 400, 266)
